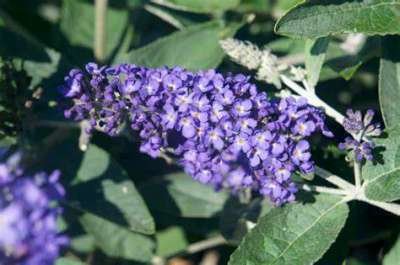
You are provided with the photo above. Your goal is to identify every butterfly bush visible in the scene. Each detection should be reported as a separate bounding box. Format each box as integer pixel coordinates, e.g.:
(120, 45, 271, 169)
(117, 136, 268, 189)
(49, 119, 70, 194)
(60, 63, 333, 205)
(0, 154, 67, 265)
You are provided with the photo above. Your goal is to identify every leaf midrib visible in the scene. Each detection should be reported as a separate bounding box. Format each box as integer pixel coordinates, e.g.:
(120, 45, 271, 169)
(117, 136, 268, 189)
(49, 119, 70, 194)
(365, 166, 400, 185)
(277, 1, 400, 35)
(270, 199, 346, 265)
(283, 1, 400, 22)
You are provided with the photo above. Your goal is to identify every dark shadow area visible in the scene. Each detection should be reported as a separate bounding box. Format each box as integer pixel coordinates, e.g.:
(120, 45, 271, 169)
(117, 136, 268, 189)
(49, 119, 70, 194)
(0, 27, 51, 61)
(296, 190, 318, 204)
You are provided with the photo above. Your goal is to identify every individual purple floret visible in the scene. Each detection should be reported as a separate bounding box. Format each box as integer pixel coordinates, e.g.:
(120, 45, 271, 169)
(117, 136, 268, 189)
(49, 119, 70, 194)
(343, 109, 381, 137)
(340, 109, 381, 162)
(338, 137, 374, 162)
(0, 154, 68, 265)
(59, 63, 332, 205)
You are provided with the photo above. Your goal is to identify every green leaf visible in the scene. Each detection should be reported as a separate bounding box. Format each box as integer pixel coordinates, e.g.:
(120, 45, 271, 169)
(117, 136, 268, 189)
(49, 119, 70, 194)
(220, 197, 273, 245)
(275, 0, 400, 38)
(324, 37, 379, 81)
(56, 258, 87, 265)
(0, 136, 16, 148)
(228, 194, 349, 265)
(139, 172, 229, 218)
(345, 258, 373, 265)
(305, 37, 329, 87)
(383, 235, 400, 265)
(379, 36, 400, 128)
(60, 0, 131, 62)
(69, 145, 155, 234)
(79, 212, 155, 262)
(70, 234, 96, 253)
(362, 127, 400, 202)
(238, 0, 270, 12)
(151, 0, 240, 13)
(266, 37, 377, 82)
(0, 26, 61, 88)
(115, 21, 242, 71)
(273, 0, 303, 18)
(156, 226, 188, 257)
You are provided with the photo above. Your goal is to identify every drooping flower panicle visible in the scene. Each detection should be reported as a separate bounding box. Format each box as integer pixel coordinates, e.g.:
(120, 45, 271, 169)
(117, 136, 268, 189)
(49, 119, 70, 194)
(0, 154, 67, 265)
(340, 109, 381, 162)
(60, 63, 332, 205)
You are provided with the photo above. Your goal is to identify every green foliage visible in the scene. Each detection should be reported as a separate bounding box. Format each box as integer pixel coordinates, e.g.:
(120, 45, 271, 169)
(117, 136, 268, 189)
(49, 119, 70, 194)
(305, 37, 329, 87)
(59, 0, 131, 63)
(383, 235, 400, 265)
(362, 127, 400, 202)
(61, 144, 156, 262)
(156, 226, 188, 257)
(79, 212, 155, 262)
(116, 21, 242, 70)
(275, 0, 400, 38)
(153, 0, 240, 13)
(220, 197, 273, 244)
(0, 24, 61, 88)
(68, 145, 155, 234)
(228, 194, 349, 265)
(56, 258, 87, 265)
(2, 0, 400, 264)
(379, 36, 400, 129)
(140, 172, 229, 218)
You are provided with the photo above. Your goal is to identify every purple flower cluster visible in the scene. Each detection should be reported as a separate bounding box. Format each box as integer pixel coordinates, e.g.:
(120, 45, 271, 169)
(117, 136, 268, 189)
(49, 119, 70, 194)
(60, 63, 332, 205)
(339, 109, 381, 161)
(0, 154, 67, 265)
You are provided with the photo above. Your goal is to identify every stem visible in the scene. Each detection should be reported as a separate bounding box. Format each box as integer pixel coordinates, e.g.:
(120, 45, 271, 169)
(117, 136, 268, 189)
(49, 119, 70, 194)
(144, 4, 184, 29)
(356, 194, 400, 216)
(277, 53, 305, 66)
(151, 256, 165, 265)
(314, 166, 355, 191)
(280, 74, 345, 125)
(159, 150, 175, 164)
(299, 184, 349, 196)
(353, 160, 362, 189)
(79, 120, 91, 151)
(94, 0, 108, 62)
(200, 250, 220, 265)
(239, 188, 252, 203)
(186, 236, 226, 254)
(31, 120, 80, 129)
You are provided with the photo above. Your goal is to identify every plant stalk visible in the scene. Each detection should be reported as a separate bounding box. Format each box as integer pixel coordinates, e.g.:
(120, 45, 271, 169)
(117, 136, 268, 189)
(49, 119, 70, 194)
(314, 166, 355, 191)
(299, 184, 349, 196)
(353, 160, 362, 189)
(280, 74, 345, 125)
(356, 193, 400, 216)
(94, 0, 108, 62)
(186, 235, 226, 254)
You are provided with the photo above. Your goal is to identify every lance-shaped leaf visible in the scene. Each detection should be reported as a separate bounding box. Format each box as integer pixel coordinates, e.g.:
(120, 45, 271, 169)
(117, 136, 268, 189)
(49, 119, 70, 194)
(275, 0, 400, 38)
(305, 37, 329, 87)
(220, 197, 273, 245)
(68, 145, 155, 234)
(139, 172, 229, 218)
(150, 0, 240, 13)
(379, 36, 400, 128)
(156, 226, 188, 257)
(362, 127, 400, 202)
(59, 0, 131, 63)
(384, 235, 400, 265)
(115, 21, 242, 71)
(0, 24, 61, 88)
(228, 194, 349, 265)
(79, 212, 155, 262)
